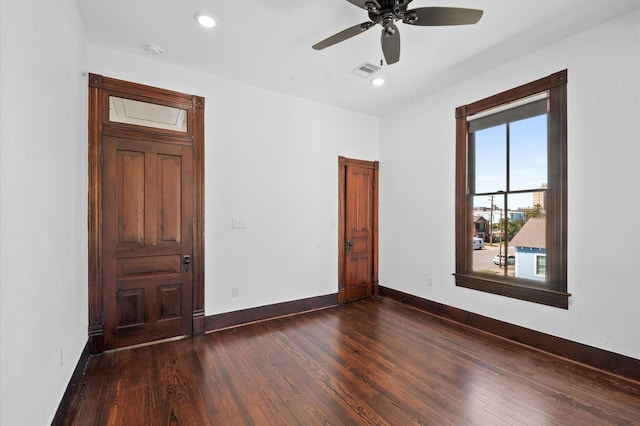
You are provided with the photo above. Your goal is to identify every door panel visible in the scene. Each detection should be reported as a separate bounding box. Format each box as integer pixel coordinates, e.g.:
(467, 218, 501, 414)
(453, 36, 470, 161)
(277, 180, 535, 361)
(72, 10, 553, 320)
(344, 163, 376, 302)
(158, 154, 182, 243)
(103, 136, 193, 349)
(117, 151, 145, 248)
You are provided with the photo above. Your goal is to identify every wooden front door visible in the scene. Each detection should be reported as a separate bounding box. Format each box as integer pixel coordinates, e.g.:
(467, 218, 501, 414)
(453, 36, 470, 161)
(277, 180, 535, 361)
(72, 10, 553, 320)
(338, 157, 379, 303)
(102, 137, 193, 349)
(88, 74, 205, 352)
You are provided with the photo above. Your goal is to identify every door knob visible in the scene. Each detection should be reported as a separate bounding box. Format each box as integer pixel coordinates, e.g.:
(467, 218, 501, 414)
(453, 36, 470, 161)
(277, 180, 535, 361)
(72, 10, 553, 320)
(183, 255, 191, 272)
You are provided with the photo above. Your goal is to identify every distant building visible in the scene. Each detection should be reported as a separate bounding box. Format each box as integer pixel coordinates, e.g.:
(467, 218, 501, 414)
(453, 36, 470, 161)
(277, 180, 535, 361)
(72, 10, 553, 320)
(510, 217, 546, 282)
(506, 211, 526, 222)
(473, 215, 489, 239)
(532, 185, 547, 212)
(473, 210, 525, 224)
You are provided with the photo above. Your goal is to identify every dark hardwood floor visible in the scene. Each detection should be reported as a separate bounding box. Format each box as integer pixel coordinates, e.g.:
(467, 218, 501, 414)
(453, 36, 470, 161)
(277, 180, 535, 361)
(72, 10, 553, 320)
(58, 297, 640, 425)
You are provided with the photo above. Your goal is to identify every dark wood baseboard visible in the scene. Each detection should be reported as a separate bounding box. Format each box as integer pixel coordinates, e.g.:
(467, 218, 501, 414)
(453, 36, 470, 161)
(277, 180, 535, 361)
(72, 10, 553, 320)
(51, 342, 91, 426)
(87, 325, 103, 354)
(379, 285, 640, 384)
(193, 309, 205, 336)
(205, 293, 339, 333)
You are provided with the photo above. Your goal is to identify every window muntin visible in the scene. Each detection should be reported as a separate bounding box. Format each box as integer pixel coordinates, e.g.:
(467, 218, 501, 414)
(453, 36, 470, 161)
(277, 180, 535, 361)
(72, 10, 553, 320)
(455, 70, 569, 309)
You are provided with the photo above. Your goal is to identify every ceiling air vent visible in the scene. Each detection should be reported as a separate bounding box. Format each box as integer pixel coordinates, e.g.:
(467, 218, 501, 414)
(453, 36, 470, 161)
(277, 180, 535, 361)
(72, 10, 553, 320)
(351, 62, 381, 78)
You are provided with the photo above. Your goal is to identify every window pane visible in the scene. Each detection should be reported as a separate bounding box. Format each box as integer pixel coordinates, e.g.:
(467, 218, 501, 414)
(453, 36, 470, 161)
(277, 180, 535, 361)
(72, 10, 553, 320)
(109, 96, 188, 132)
(509, 192, 546, 283)
(472, 195, 509, 275)
(474, 125, 506, 194)
(509, 114, 547, 191)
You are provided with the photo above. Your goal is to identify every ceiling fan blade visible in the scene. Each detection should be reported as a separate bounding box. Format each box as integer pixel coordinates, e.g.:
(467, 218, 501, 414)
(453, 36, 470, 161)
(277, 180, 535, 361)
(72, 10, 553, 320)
(381, 25, 400, 65)
(313, 22, 375, 50)
(403, 7, 483, 26)
(346, 0, 368, 9)
(346, 0, 378, 11)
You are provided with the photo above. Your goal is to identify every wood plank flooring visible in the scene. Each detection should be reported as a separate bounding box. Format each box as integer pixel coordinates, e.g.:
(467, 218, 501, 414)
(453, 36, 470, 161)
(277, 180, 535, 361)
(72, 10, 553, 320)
(58, 297, 640, 425)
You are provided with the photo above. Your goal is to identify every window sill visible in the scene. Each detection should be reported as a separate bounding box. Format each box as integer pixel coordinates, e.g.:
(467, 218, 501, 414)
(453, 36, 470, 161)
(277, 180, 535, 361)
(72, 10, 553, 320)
(454, 273, 570, 309)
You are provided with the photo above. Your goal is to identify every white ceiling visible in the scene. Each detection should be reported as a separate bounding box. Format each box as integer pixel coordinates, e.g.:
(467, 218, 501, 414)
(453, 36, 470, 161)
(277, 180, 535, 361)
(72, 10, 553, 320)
(77, 0, 640, 117)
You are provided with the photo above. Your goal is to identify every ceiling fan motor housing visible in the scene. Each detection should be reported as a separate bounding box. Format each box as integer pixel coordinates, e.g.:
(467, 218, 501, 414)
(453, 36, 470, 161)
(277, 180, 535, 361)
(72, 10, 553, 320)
(368, 0, 412, 25)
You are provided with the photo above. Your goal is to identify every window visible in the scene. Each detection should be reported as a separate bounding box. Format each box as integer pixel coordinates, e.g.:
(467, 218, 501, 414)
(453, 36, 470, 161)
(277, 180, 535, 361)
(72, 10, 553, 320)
(109, 96, 188, 132)
(455, 70, 569, 308)
(535, 254, 546, 277)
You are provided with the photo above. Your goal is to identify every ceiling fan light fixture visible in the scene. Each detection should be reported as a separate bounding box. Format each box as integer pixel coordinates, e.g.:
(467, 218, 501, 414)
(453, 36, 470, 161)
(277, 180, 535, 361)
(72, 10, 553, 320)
(195, 13, 216, 28)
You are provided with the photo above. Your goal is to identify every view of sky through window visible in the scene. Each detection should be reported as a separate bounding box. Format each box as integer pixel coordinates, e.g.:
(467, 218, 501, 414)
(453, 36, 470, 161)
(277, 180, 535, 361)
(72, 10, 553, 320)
(474, 114, 547, 210)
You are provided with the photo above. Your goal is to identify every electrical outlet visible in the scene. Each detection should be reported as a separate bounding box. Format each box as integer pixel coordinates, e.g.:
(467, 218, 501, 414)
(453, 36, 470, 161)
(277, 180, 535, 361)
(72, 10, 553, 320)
(427, 276, 434, 287)
(232, 287, 239, 297)
(231, 218, 246, 229)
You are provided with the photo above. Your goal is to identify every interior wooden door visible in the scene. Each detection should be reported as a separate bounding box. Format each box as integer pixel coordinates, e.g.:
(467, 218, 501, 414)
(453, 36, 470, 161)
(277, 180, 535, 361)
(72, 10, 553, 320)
(102, 136, 193, 349)
(88, 74, 204, 353)
(339, 157, 379, 303)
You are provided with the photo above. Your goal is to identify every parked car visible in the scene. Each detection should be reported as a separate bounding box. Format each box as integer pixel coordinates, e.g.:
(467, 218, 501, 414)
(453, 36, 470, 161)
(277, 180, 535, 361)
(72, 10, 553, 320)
(492, 254, 515, 265)
(473, 237, 484, 250)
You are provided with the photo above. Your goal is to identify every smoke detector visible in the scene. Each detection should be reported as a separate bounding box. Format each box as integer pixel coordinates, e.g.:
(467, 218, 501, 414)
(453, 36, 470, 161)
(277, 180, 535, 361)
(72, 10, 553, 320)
(144, 44, 164, 55)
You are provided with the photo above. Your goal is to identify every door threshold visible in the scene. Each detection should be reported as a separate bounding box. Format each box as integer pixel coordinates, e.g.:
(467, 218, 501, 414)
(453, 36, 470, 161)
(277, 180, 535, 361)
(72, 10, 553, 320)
(104, 335, 190, 353)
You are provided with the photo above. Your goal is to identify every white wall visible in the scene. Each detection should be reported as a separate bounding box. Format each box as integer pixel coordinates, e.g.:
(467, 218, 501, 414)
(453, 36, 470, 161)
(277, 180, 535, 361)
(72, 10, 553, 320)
(379, 10, 640, 359)
(0, 0, 88, 425)
(87, 48, 379, 315)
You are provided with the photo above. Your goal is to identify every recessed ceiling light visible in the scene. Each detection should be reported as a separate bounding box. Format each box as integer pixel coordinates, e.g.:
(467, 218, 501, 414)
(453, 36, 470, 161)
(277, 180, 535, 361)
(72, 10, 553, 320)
(372, 77, 385, 87)
(195, 13, 216, 28)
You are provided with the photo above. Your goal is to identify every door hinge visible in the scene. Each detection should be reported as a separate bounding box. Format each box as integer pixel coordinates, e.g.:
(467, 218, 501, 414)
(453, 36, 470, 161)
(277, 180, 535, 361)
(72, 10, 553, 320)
(101, 311, 104, 324)
(100, 152, 104, 167)
(372, 179, 376, 188)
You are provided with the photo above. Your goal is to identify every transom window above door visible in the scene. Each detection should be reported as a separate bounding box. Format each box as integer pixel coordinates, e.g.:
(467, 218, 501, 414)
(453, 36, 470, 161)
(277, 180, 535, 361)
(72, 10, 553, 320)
(109, 96, 188, 132)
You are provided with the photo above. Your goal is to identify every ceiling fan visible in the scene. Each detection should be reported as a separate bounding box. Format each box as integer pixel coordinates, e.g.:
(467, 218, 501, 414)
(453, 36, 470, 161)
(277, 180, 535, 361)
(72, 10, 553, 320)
(312, 0, 483, 65)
